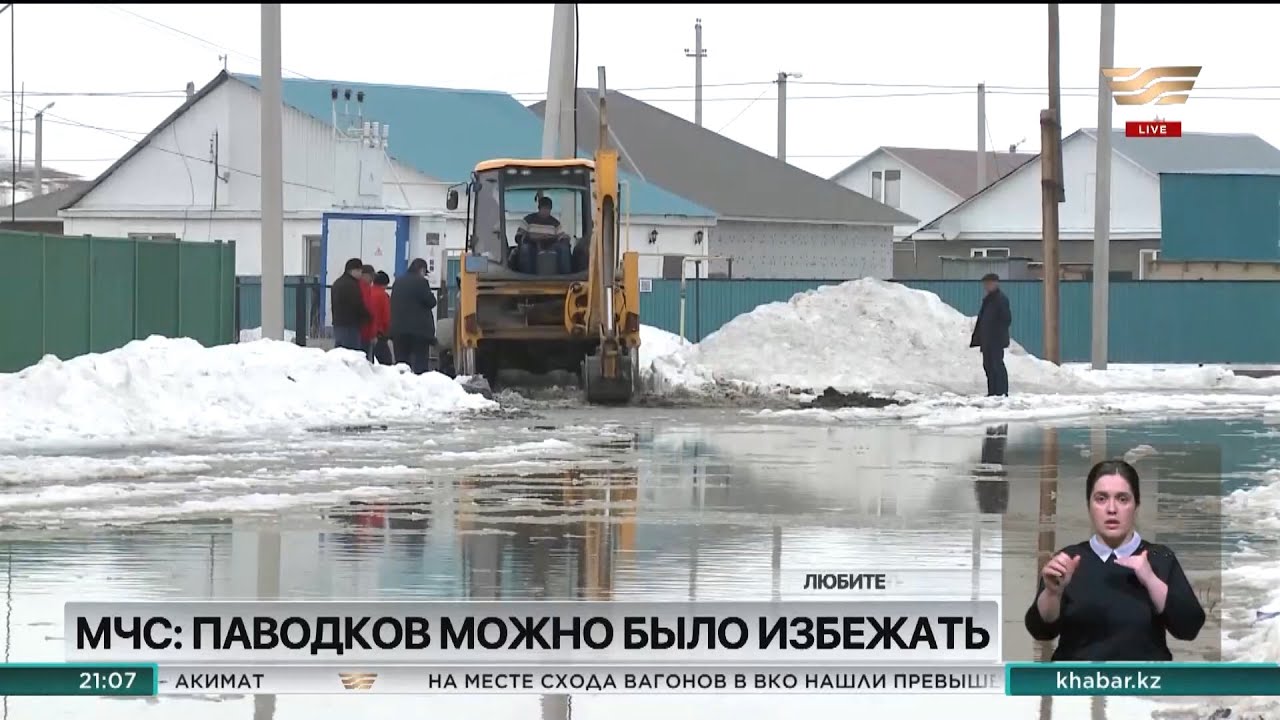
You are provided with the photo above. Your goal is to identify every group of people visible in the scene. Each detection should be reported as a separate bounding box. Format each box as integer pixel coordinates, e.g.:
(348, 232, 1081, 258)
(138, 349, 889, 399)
(329, 257, 438, 374)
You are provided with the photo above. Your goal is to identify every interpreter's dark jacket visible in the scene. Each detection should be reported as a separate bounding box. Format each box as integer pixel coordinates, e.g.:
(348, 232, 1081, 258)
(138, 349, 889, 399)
(330, 273, 371, 328)
(389, 272, 438, 340)
(971, 288, 1012, 350)
(1024, 539, 1206, 661)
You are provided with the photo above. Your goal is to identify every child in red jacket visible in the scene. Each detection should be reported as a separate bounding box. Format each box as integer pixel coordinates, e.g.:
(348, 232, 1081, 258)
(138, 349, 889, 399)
(369, 272, 393, 365)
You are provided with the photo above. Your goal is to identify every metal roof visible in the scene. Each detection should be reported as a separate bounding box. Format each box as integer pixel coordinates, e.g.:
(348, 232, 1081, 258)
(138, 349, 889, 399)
(529, 90, 916, 226)
(66, 72, 713, 219)
(1081, 128, 1280, 175)
(913, 128, 1280, 235)
(838, 146, 1038, 198)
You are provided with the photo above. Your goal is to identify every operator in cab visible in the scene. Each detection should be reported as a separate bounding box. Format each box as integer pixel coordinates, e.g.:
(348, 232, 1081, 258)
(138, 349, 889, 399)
(1025, 459, 1205, 661)
(515, 195, 572, 275)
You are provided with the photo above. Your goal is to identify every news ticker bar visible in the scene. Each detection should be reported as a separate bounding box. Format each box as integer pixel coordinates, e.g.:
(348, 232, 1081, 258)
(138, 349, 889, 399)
(0, 664, 1001, 696)
(12, 663, 1280, 696)
(66, 601, 1001, 663)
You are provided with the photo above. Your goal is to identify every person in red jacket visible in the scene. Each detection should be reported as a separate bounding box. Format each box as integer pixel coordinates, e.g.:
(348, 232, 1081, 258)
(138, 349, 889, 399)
(369, 271, 393, 365)
(358, 265, 379, 361)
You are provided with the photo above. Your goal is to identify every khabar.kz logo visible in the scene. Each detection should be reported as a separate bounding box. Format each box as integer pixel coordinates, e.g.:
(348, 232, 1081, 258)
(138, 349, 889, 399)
(1102, 66, 1202, 105)
(338, 672, 378, 690)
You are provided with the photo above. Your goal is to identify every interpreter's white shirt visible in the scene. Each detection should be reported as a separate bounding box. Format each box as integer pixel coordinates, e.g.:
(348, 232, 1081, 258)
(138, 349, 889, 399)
(1090, 531, 1142, 561)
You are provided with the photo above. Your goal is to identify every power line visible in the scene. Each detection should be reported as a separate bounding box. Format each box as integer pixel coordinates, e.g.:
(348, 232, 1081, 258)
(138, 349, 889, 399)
(103, 4, 317, 80)
(2, 96, 333, 193)
(0, 90, 188, 98)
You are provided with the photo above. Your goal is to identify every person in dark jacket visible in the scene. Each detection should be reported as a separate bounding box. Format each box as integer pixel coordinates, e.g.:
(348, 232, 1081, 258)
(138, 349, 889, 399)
(970, 273, 1012, 396)
(1025, 460, 1205, 661)
(389, 258, 438, 374)
(330, 257, 371, 352)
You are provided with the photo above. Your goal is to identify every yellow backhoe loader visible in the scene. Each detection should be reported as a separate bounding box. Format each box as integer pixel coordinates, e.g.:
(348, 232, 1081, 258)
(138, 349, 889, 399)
(443, 83, 640, 404)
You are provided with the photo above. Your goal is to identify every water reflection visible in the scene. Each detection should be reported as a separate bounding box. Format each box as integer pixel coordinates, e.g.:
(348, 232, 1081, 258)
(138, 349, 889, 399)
(0, 413, 1272, 720)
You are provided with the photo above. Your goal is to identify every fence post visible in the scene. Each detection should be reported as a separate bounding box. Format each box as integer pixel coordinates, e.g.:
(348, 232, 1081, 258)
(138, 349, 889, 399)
(132, 239, 140, 339)
(175, 240, 183, 337)
(694, 259, 703, 342)
(234, 277, 242, 341)
(293, 280, 307, 346)
(40, 233, 47, 355)
(86, 234, 94, 352)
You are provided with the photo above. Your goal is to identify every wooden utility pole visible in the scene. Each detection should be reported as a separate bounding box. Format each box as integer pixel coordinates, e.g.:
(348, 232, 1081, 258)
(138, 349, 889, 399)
(1041, 4, 1062, 364)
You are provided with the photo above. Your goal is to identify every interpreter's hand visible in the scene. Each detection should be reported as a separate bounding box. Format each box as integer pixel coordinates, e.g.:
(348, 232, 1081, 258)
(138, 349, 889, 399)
(1041, 552, 1081, 595)
(1114, 550, 1153, 582)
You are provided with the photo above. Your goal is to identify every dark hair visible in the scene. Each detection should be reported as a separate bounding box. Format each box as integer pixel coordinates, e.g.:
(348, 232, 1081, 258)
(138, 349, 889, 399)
(1086, 460, 1140, 505)
(362, 264, 376, 276)
(982, 273, 1000, 282)
(407, 257, 429, 274)
(538, 196, 553, 209)
(344, 258, 363, 272)
(374, 271, 390, 286)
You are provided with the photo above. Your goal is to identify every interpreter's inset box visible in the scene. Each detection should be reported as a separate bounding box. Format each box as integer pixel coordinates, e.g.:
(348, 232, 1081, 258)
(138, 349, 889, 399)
(1001, 433, 1222, 663)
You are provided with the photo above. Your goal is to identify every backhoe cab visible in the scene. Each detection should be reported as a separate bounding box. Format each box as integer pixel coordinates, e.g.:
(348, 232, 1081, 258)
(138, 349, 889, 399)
(445, 152, 641, 404)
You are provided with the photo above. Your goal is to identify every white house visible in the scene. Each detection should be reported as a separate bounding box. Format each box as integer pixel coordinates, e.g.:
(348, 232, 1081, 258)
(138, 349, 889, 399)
(896, 129, 1280, 279)
(830, 146, 1035, 241)
(60, 71, 716, 280)
(531, 91, 915, 280)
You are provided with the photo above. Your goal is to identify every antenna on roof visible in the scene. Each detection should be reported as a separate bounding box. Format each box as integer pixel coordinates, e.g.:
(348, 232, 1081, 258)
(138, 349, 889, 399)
(331, 87, 339, 134)
(356, 90, 365, 125)
(343, 88, 352, 125)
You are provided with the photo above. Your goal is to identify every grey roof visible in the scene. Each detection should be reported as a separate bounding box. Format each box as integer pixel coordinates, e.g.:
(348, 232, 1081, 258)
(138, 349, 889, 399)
(874, 147, 1037, 198)
(2, 181, 89, 220)
(1081, 128, 1280, 174)
(913, 129, 1280, 235)
(529, 90, 915, 226)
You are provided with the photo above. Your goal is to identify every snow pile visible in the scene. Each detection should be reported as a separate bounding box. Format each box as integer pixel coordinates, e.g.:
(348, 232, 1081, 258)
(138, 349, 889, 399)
(644, 279, 1280, 399)
(639, 324, 691, 376)
(649, 279, 1084, 396)
(239, 326, 298, 343)
(0, 336, 495, 450)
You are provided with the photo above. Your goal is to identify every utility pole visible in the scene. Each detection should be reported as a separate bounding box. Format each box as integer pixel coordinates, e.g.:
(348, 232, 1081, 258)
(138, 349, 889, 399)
(1048, 3, 1065, 204)
(33, 102, 52, 197)
(260, 3, 285, 342)
(1091, 4, 1116, 370)
(776, 71, 801, 162)
(684, 18, 706, 126)
(977, 83, 987, 191)
(1040, 4, 1063, 365)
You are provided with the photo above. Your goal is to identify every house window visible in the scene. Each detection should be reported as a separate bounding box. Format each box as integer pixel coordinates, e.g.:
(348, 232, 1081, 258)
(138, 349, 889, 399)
(870, 169, 902, 208)
(971, 247, 1011, 258)
(883, 169, 901, 208)
(1138, 248, 1161, 280)
(304, 235, 322, 277)
(127, 232, 178, 241)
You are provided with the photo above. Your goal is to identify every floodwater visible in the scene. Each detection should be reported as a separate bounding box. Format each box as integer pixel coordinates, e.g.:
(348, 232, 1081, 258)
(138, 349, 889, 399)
(0, 407, 1277, 720)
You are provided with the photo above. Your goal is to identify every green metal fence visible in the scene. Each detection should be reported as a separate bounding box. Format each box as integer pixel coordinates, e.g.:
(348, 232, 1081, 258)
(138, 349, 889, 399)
(636, 278, 1280, 365)
(0, 232, 236, 373)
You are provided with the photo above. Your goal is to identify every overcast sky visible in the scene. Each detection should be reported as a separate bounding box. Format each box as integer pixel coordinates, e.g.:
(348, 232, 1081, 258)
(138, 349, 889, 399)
(7, 3, 1278, 184)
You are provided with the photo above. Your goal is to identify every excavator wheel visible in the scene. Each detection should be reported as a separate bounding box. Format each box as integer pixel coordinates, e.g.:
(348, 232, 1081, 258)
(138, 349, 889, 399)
(582, 352, 636, 405)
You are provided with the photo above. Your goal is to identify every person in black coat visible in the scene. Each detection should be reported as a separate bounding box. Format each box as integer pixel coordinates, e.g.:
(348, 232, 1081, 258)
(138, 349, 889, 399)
(1025, 460, 1206, 661)
(389, 258, 438, 374)
(970, 273, 1012, 396)
(330, 257, 371, 352)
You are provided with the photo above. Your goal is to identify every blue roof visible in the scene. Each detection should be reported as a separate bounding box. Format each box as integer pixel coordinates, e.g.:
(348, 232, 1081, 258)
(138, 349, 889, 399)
(232, 74, 713, 219)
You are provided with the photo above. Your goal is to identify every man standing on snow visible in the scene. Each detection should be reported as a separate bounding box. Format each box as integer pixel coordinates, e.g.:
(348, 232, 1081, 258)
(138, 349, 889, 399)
(971, 272, 1012, 396)
(331, 257, 371, 352)
(390, 258, 438, 374)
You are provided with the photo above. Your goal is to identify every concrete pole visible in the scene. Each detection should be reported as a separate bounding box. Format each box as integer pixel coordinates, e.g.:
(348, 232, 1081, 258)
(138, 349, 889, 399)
(1091, 4, 1116, 370)
(32, 110, 43, 197)
(977, 83, 987, 191)
(260, 3, 285, 342)
(541, 4, 573, 160)
(684, 19, 706, 126)
(776, 72, 787, 162)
